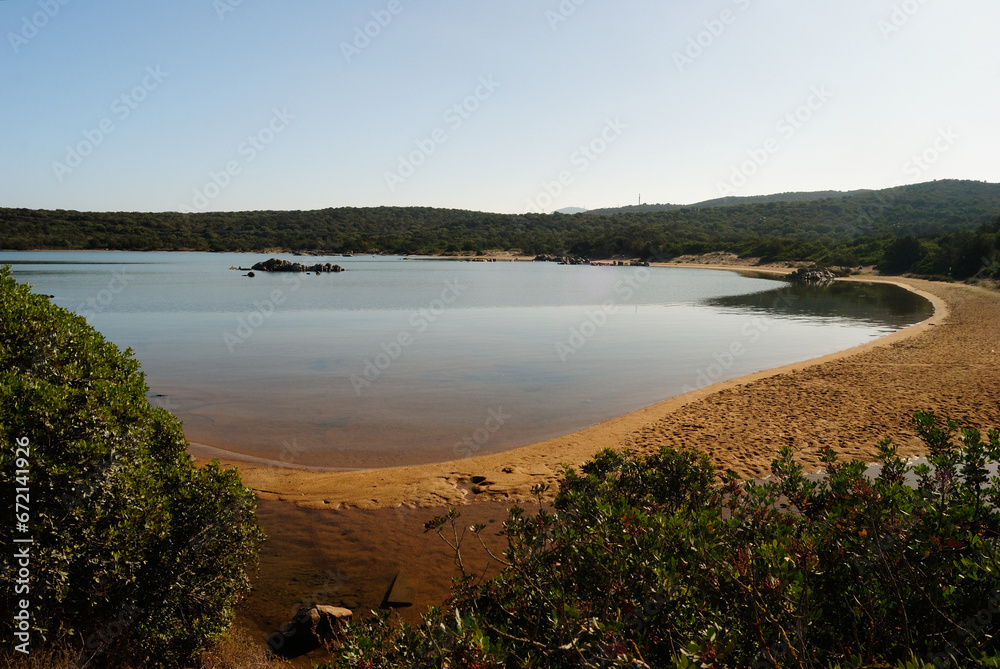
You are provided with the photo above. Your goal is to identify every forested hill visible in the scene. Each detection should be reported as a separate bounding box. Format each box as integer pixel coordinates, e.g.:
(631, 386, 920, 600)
(1, 180, 998, 262)
(586, 188, 873, 214)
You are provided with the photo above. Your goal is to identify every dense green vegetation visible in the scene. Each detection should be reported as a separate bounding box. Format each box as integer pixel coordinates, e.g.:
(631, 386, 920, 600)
(2, 180, 999, 281)
(586, 188, 872, 214)
(325, 413, 1000, 668)
(0, 267, 264, 667)
(741, 216, 1000, 280)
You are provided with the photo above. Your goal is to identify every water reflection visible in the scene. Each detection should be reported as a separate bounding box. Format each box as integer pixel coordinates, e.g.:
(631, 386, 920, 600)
(2, 253, 936, 468)
(703, 281, 933, 328)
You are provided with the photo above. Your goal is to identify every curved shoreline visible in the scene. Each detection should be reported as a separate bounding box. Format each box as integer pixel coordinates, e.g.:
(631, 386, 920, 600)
(196, 268, 998, 510)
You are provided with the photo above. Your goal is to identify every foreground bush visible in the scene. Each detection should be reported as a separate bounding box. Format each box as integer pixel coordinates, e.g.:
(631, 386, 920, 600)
(0, 267, 264, 667)
(325, 413, 1000, 668)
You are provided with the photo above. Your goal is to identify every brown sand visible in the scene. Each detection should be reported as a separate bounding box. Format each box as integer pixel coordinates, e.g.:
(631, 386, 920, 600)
(626, 272, 998, 475)
(240, 499, 512, 666)
(221, 265, 1000, 665)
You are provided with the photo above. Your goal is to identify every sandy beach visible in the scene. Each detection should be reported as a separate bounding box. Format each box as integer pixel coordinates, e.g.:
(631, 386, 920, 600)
(199, 265, 999, 511)
(215, 263, 1000, 661)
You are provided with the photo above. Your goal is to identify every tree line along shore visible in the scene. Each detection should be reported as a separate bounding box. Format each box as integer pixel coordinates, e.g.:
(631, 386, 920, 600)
(3, 179, 1000, 282)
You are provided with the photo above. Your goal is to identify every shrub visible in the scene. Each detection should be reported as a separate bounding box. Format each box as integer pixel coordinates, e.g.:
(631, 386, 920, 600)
(324, 413, 1000, 668)
(0, 267, 264, 667)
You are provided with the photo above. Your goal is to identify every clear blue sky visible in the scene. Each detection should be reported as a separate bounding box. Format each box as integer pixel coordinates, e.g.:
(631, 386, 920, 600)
(1, 0, 997, 214)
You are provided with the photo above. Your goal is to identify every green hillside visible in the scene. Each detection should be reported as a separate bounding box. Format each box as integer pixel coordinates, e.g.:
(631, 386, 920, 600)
(2, 181, 998, 277)
(586, 188, 872, 214)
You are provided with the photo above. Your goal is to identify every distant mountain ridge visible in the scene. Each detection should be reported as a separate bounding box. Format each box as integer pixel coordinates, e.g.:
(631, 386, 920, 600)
(1, 180, 998, 259)
(587, 189, 873, 215)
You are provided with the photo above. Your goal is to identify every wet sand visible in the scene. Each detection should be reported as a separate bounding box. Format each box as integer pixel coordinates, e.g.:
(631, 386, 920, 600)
(240, 500, 511, 666)
(217, 266, 1000, 665)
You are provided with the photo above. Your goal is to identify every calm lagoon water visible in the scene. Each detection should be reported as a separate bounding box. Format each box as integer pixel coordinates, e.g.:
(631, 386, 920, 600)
(2, 252, 932, 468)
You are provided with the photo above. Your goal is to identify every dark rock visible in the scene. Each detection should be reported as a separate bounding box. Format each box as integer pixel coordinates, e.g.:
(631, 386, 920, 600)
(270, 605, 352, 658)
(250, 258, 346, 274)
(785, 266, 836, 284)
(534, 253, 589, 265)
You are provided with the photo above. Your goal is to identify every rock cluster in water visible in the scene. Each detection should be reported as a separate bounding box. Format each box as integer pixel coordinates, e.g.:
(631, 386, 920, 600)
(250, 258, 345, 273)
(785, 266, 836, 284)
(534, 254, 650, 267)
(534, 254, 590, 265)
